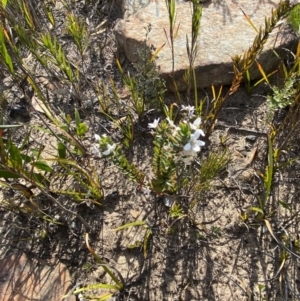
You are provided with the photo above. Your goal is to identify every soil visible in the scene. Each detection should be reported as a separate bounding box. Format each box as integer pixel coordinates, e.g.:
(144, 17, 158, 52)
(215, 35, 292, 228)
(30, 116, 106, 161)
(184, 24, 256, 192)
(0, 1, 300, 301)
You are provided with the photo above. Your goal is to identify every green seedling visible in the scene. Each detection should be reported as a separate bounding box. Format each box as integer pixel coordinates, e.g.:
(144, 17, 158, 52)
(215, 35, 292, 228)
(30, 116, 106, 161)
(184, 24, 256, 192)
(170, 203, 184, 218)
(263, 134, 274, 206)
(191, 149, 229, 206)
(74, 109, 88, 137)
(250, 133, 274, 219)
(43, 4, 55, 27)
(41, 33, 75, 82)
(66, 13, 89, 58)
(258, 284, 265, 301)
(211, 226, 221, 238)
(115, 220, 152, 258)
(22, 0, 35, 30)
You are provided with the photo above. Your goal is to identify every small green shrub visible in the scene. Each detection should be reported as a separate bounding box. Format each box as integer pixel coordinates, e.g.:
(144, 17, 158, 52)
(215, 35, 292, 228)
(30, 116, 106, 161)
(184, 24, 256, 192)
(267, 75, 297, 111)
(288, 4, 300, 35)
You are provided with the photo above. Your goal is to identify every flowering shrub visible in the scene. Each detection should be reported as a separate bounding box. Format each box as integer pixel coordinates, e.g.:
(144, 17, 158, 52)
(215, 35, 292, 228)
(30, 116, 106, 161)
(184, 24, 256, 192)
(93, 105, 205, 195)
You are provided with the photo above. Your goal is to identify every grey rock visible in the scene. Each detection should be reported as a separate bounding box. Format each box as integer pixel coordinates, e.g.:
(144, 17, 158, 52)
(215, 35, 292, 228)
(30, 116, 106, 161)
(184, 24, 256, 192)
(116, 0, 151, 18)
(163, 194, 175, 207)
(245, 135, 257, 142)
(115, 0, 298, 91)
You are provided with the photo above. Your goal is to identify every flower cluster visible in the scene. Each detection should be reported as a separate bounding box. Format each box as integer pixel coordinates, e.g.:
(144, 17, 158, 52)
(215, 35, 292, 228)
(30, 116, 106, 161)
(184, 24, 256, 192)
(148, 105, 205, 166)
(181, 104, 195, 120)
(92, 134, 117, 157)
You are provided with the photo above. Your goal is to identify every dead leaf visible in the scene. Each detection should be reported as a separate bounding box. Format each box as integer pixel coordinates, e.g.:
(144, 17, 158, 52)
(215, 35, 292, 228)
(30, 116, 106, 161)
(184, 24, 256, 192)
(245, 146, 257, 166)
(130, 210, 140, 219)
(10, 183, 34, 198)
(31, 96, 51, 116)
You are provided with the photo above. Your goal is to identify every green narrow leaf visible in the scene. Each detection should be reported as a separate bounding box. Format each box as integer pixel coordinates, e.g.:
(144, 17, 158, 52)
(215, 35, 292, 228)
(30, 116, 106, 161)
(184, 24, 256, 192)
(97, 293, 115, 301)
(21, 154, 33, 163)
(34, 161, 53, 172)
(278, 200, 292, 211)
(0, 28, 14, 74)
(143, 228, 152, 258)
(75, 108, 81, 126)
(74, 283, 119, 293)
(9, 143, 22, 168)
(58, 142, 67, 158)
(264, 134, 274, 205)
(1, 0, 8, 8)
(114, 221, 146, 231)
(22, 1, 35, 30)
(45, 5, 55, 26)
(250, 206, 264, 215)
(0, 170, 21, 179)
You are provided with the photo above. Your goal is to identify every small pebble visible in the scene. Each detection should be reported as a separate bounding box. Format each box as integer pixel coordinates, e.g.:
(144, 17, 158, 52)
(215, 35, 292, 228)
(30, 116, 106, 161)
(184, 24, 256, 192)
(245, 135, 257, 142)
(48, 222, 58, 232)
(70, 221, 78, 231)
(163, 195, 174, 207)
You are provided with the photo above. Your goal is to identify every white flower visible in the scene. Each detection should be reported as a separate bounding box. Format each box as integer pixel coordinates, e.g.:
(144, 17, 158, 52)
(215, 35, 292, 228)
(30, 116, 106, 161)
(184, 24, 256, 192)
(181, 105, 195, 111)
(166, 117, 176, 128)
(148, 118, 160, 129)
(190, 117, 203, 131)
(94, 134, 100, 141)
(91, 145, 101, 157)
(184, 129, 205, 152)
(166, 117, 180, 134)
(181, 105, 195, 117)
(102, 143, 116, 156)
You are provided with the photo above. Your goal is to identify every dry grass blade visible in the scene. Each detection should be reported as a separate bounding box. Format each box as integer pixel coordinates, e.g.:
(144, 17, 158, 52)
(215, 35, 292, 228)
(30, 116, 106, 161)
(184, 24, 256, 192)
(264, 219, 300, 259)
(240, 7, 259, 34)
(204, 0, 293, 137)
(85, 233, 123, 289)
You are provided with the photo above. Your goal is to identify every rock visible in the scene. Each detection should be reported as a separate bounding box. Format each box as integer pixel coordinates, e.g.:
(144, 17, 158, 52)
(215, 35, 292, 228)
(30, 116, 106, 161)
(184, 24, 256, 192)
(0, 254, 75, 301)
(245, 135, 257, 142)
(115, 0, 298, 91)
(115, 0, 152, 18)
(163, 194, 175, 207)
